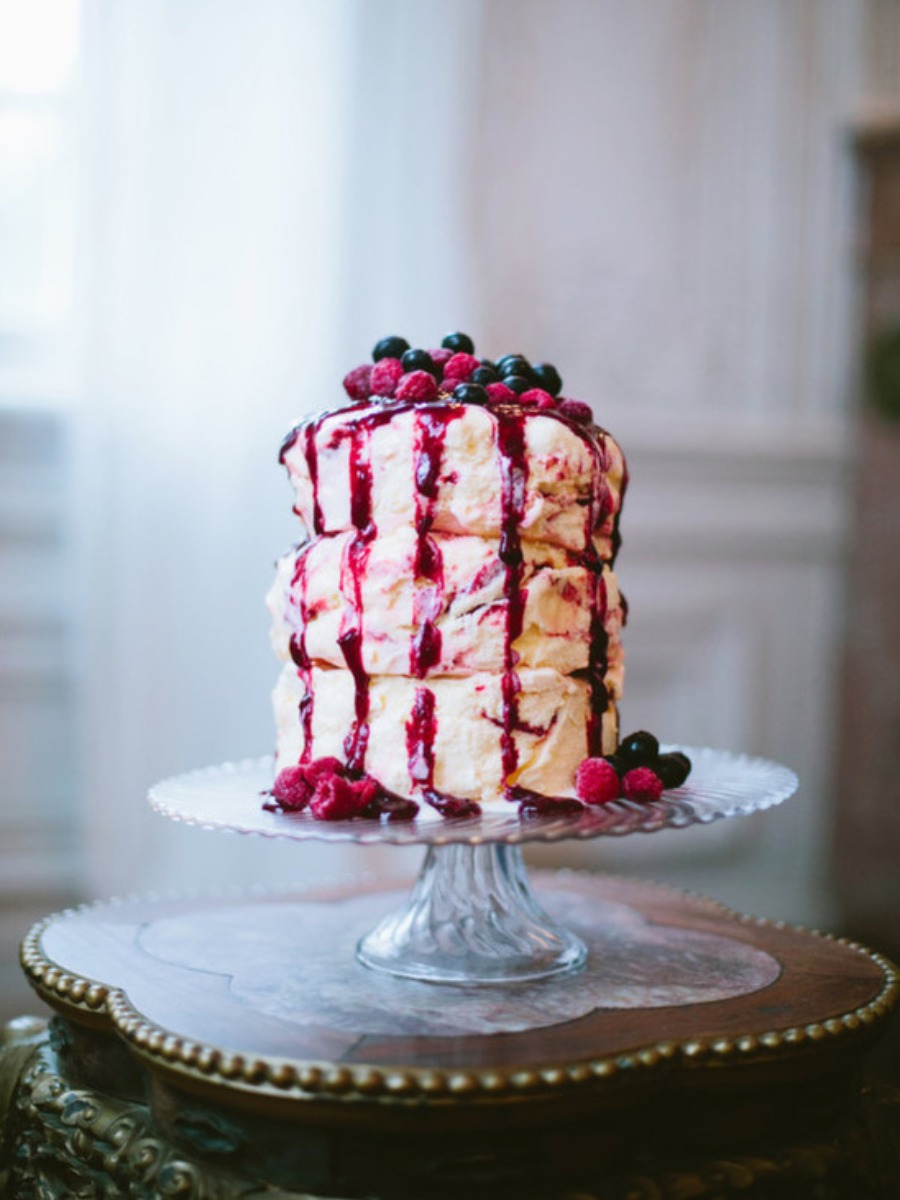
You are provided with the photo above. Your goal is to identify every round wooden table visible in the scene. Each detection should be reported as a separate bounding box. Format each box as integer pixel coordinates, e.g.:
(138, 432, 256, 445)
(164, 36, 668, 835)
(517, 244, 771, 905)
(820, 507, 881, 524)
(1, 873, 898, 1198)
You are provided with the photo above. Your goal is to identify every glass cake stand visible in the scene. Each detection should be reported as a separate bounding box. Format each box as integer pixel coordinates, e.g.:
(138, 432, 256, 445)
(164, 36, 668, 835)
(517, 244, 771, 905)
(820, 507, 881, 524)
(148, 747, 797, 986)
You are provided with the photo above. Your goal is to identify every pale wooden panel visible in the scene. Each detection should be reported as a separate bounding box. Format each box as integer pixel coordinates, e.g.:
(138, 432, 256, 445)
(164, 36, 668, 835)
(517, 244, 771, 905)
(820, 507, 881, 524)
(470, 0, 859, 423)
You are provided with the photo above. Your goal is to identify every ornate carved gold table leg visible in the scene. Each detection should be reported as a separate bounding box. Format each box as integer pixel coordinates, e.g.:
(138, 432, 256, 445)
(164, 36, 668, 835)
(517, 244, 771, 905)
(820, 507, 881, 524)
(1, 1019, 294, 1200)
(1, 1017, 47, 1198)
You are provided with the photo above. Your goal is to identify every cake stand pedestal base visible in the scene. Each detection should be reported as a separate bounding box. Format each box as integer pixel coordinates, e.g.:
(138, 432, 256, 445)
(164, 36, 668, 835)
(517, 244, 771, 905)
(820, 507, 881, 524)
(357, 844, 587, 983)
(5, 873, 899, 1199)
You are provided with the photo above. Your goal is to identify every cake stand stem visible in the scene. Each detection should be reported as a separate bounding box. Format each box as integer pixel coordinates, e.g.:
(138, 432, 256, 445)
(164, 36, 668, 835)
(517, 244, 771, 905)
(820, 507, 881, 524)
(356, 843, 587, 984)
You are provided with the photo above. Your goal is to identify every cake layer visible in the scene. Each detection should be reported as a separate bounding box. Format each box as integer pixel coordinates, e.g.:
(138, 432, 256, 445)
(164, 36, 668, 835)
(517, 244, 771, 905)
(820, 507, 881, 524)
(281, 402, 626, 556)
(267, 530, 625, 688)
(273, 664, 619, 806)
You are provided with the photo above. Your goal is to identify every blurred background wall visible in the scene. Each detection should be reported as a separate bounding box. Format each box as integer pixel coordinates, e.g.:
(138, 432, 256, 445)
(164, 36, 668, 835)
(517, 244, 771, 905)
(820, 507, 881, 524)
(2, 0, 899, 1019)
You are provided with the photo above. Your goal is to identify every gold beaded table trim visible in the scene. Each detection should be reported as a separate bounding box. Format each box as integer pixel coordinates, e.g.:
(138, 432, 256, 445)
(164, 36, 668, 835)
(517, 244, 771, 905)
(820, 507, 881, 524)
(19, 877, 900, 1107)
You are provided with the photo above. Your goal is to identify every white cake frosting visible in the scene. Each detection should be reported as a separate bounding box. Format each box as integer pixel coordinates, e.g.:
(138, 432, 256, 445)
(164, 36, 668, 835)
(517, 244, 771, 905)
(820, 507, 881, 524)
(268, 374, 628, 816)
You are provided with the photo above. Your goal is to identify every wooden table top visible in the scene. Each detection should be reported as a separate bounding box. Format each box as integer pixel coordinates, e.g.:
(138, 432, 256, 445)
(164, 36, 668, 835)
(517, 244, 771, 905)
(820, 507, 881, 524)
(20, 873, 899, 1124)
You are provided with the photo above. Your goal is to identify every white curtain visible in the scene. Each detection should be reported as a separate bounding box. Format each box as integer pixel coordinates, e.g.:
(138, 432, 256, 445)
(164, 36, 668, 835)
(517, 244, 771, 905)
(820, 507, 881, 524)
(76, 0, 483, 896)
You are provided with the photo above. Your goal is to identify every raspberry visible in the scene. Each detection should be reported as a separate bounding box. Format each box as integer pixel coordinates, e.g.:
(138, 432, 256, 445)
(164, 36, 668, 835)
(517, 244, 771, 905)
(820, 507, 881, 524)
(428, 347, 454, 369)
(342, 364, 372, 402)
(485, 382, 517, 404)
(271, 765, 314, 810)
(621, 767, 663, 803)
(271, 756, 344, 811)
(575, 757, 621, 805)
(442, 352, 480, 382)
(520, 388, 557, 410)
(309, 773, 369, 820)
(395, 369, 438, 401)
(369, 357, 404, 398)
(304, 756, 344, 780)
(346, 774, 380, 813)
(558, 399, 593, 425)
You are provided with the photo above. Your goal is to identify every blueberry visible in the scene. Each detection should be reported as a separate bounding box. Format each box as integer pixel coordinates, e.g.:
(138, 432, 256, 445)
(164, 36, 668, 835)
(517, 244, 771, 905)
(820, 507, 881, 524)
(504, 374, 533, 395)
(499, 355, 531, 378)
(480, 358, 496, 371)
(617, 730, 660, 769)
(657, 752, 691, 789)
(531, 362, 562, 396)
(401, 348, 439, 377)
(495, 353, 522, 371)
(471, 365, 497, 385)
(453, 382, 488, 405)
(441, 331, 475, 354)
(372, 336, 409, 362)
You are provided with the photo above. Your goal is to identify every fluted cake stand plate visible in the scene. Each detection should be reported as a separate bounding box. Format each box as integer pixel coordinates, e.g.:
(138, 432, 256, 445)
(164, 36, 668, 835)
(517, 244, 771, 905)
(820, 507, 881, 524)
(148, 748, 796, 986)
(148, 746, 796, 847)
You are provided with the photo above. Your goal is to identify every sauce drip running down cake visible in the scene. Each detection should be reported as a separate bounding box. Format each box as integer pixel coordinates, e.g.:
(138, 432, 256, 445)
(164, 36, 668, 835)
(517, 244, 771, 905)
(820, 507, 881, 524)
(267, 334, 637, 821)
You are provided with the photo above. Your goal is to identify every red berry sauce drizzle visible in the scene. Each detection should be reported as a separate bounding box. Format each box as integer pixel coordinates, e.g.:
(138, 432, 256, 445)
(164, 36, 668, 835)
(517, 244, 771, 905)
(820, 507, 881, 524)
(337, 423, 377, 773)
(406, 406, 481, 817)
(410, 407, 460, 679)
(497, 406, 623, 816)
(495, 409, 527, 790)
(287, 551, 313, 764)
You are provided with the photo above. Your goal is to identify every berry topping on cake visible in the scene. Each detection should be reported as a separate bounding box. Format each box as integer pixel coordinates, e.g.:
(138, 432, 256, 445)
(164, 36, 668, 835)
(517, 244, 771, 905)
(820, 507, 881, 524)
(342, 364, 373, 401)
(520, 387, 557, 410)
(369, 357, 404, 398)
(504, 374, 534, 395)
(401, 348, 440, 378)
(309, 771, 378, 821)
(270, 765, 313, 810)
(453, 382, 489, 405)
(497, 354, 531, 378)
(532, 362, 563, 396)
(471, 365, 498, 385)
(270, 756, 422, 823)
(428, 347, 454, 368)
(575, 757, 621, 805)
(396, 369, 439, 401)
(443, 351, 480, 382)
(271, 756, 345, 811)
(657, 751, 692, 789)
(441, 331, 475, 354)
(618, 730, 660, 770)
(485, 381, 517, 404)
(372, 335, 409, 361)
(621, 766, 663, 803)
(558, 399, 594, 425)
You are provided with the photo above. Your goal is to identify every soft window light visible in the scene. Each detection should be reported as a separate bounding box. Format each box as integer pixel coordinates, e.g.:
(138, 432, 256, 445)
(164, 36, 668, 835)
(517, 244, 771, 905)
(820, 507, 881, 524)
(0, 0, 79, 376)
(0, 0, 79, 95)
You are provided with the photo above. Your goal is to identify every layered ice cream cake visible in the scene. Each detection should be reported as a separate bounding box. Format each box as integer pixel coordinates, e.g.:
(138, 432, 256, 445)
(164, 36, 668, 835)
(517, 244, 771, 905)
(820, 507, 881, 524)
(267, 334, 687, 822)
